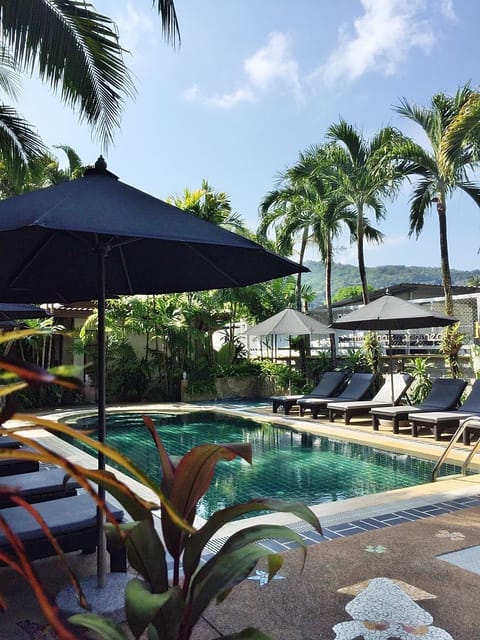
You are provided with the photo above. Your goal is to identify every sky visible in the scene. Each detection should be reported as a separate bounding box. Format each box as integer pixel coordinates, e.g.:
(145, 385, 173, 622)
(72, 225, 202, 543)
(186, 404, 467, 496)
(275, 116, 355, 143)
(15, 0, 480, 272)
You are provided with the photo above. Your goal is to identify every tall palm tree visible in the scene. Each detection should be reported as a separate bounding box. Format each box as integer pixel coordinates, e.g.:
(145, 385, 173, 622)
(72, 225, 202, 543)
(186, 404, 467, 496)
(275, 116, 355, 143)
(323, 121, 401, 304)
(0, 0, 179, 163)
(259, 178, 315, 311)
(394, 85, 480, 315)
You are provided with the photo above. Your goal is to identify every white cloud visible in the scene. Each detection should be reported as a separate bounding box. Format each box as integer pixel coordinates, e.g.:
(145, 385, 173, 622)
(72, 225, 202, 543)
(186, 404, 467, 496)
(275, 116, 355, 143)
(113, 3, 155, 57)
(184, 32, 302, 109)
(244, 32, 303, 101)
(313, 0, 436, 87)
(440, 0, 457, 21)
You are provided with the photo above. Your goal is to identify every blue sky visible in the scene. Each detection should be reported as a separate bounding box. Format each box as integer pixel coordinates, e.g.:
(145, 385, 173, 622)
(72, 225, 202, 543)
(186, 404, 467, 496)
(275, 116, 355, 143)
(17, 0, 480, 271)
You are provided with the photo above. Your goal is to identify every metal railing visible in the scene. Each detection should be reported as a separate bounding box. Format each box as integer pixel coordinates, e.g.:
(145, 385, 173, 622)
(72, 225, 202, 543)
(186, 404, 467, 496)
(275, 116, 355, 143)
(431, 416, 480, 481)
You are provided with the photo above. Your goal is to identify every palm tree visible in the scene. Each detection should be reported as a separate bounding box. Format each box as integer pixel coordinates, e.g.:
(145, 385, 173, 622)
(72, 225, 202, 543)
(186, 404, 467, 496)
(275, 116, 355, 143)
(168, 180, 248, 234)
(394, 85, 480, 316)
(259, 177, 315, 311)
(323, 120, 401, 304)
(0, 0, 179, 163)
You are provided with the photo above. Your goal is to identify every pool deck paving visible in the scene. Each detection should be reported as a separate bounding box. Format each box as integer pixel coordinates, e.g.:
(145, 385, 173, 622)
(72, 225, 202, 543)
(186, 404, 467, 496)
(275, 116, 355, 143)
(1, 401, 480, 639)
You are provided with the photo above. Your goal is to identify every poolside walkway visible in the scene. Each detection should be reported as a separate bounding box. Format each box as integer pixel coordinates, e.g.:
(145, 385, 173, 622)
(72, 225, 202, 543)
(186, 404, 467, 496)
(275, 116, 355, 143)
(1, 401, 480, 639)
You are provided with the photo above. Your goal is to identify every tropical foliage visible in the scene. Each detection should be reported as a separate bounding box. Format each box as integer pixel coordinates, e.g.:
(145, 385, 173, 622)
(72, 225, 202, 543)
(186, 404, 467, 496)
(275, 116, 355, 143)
(0, 338, 321, 640)
(392, 85, 480, 316)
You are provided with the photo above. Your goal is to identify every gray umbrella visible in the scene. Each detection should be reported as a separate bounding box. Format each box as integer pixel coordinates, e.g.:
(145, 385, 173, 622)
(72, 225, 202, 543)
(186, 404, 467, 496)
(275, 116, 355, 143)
(330, 293, 457, 402)
(0, 157, 307, 589)
(245, 308, 335, 337)
(245, 308, 334, 370)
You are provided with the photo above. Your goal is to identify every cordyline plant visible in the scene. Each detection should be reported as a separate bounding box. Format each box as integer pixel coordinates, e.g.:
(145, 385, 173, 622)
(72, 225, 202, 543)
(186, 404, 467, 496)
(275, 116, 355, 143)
(0, 333, 322, 640)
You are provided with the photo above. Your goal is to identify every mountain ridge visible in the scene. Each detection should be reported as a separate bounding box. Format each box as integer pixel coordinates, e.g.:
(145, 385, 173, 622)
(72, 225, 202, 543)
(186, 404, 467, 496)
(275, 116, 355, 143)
(303, 261, 480, 306)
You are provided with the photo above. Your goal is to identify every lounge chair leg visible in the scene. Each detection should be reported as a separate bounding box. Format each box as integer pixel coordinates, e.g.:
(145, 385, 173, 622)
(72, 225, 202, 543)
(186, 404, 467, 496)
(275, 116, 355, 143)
(344, 413, 350, 425)
(108, 544, 127, 573)
(411, 422, 419, 437)
(372, 415, 379, 431)
(328, 409, 335, 422)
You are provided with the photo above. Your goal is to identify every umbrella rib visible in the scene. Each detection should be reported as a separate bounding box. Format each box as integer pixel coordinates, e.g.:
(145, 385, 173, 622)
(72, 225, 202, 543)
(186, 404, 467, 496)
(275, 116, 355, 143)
(118, 246, 134, 295)
(8, 232, 58, 290)
(185, 242, 242, 287)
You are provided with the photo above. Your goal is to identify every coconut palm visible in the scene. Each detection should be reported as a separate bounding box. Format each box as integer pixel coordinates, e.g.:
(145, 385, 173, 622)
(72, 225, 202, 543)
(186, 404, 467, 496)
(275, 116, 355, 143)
(0, 0, 179, 160)
(393, 85, 480, 315)
(324, 121, 401, 305)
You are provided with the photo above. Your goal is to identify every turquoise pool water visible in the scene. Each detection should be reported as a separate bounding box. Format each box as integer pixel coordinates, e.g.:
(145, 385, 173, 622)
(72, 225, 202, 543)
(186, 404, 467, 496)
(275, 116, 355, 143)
(64, 411, 459, 519)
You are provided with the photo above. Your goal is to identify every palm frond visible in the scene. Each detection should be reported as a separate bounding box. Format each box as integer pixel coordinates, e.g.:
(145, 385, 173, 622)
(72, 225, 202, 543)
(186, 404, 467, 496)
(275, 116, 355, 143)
(440, 93, 480, 170)
(0, 46, 21, 99)
(153, 0, 181, 46)
(409, 178, 435, 236)
(457, 180, 480, 208)
(0, 0, 136, 148)
(0, 103, 46, 177)
(327, 119, 366, 165)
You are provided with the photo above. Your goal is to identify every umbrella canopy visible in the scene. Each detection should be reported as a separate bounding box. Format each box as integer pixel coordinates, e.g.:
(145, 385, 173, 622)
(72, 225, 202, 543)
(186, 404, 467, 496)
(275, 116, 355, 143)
(245, 308, 335, 337)
(330, 294, 456, 331)
(330, 294, 457, 404)
(0, 158, 306, 302)
(0, 303, 49, 321)
(0, 157, 307, 587)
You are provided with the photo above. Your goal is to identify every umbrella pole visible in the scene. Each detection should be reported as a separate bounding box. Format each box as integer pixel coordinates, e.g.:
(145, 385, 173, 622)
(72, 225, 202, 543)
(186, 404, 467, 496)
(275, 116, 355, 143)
(96, 243, 107, 588)
(388, 329, 394, 404)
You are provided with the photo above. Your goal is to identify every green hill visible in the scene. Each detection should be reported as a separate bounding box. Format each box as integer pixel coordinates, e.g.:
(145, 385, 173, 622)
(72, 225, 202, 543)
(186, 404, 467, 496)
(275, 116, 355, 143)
(304, 262, 480, 307)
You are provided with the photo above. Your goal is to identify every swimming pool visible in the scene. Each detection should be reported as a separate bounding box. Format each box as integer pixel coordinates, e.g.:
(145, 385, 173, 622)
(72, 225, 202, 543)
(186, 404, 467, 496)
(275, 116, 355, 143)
(64, 410, 461, 519)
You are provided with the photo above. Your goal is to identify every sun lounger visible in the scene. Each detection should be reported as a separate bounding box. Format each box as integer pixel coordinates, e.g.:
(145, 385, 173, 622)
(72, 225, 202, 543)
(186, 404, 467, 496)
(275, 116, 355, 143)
(0, 468, 80, 508)
(271, 371, 348, 415)
(0, 446, 39, 476)
(0, 492, 126, 572)
(409, 379, 480, 440)
(327, 373, 413, 424)
(0, 434, 21, 448)
(297, 373, 375, 419)
(370, 378, 467, 434)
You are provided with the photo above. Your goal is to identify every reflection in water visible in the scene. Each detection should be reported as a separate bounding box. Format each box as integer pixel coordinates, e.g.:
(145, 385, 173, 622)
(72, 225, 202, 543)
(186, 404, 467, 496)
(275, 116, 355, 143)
(65, 411, 457, 519)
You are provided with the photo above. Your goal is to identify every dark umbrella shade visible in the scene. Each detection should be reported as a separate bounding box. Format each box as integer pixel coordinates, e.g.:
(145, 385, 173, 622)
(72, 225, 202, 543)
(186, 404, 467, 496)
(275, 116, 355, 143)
(330, 294, 457, 404)
(0, 303, 49, 321)
(0, 158, 307, 587)
(0, 162, 307, 302)
(330, 295, 456, 331)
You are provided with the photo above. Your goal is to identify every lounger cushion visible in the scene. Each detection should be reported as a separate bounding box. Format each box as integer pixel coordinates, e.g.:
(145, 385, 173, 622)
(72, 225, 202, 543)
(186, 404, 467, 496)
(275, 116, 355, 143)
(0, 492, 123, 545)
(0, 468, 80, 507)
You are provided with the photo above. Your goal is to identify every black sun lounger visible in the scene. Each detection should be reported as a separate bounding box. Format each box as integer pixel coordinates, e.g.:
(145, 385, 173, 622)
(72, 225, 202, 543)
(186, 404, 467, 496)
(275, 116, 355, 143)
(409, 379, 480, 440)
(0, 468, 80, 508)
(271, 371, 348, 415)
(0, 446, 39, 477)
(327, 373, 413, 425)
(297, 373, 375, 419)
(0, 492, 126, 572)
(0, 434, 21, 448)
(370, 378, 467, 434)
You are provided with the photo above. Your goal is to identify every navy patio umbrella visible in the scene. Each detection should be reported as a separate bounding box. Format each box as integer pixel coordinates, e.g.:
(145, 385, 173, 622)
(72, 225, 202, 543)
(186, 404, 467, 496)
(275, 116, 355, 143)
(331, 293, 457, 402)
(0, 303, 49, 321)
(0, 157, 307, 591)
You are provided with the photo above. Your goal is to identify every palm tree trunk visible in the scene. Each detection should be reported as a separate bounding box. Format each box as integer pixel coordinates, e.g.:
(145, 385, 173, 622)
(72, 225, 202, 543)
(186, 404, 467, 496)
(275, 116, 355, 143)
(357, 206, 369, 304)
(295, 228, 309, 311)
(437, 200, 454, 316)
(325, 243, 336, 367)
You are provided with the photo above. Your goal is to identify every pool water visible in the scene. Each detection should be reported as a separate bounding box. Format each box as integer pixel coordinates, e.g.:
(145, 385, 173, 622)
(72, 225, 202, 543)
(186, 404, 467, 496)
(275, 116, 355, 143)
(64, 411, 460, 519)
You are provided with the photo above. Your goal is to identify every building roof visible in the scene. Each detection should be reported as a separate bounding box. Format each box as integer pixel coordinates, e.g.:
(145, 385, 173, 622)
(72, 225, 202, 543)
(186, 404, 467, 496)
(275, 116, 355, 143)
(328, 283, 480, 309)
